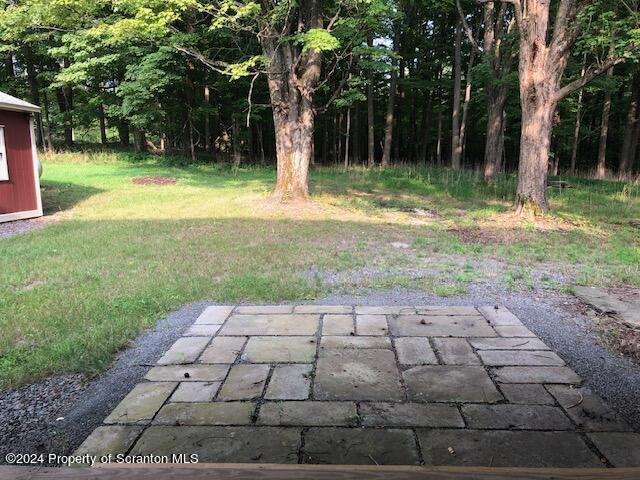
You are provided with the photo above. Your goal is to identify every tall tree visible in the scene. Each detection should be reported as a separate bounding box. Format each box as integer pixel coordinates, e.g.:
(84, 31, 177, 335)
(507, 0, 637, 215)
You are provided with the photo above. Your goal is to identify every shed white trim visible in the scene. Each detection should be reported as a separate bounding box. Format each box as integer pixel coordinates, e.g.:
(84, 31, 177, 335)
(0, 91, 41, 113)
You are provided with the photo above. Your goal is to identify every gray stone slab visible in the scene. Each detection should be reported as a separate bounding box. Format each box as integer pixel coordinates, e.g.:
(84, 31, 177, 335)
(355, 306, 413, 314)
(258, 401, 357, 426)
(403, 366, 502, 403)
(219, 314, 320, 335)
(588, 432, 640, 467)
(494, 366, 581, 384)
(265, 364, 312, 400)
(432, 338, 480, 365)
(395, 337, 437, 365)
(575, 286, 640, 328)
(170, 382, 221, 402)
(184, 324, 220, 336)
(145, 365, 229, 382)
(469, 337, 550, 350)
(314, 349, 403, 401)
(416, 306, 478, 315)
(461, 404, 574, 430)
(242, 336, 316, 363)
(494, 325, 536, 337)
(157, 337, 210, 365)
(294, 305, 352, 314)
(320, 336, 391, 350)
(104, 382, 176, 425)
(478, 350, 565, 366)
(234, 305, 294, 314)
(478, 306, 524, 326)
(322, 314, 354, 335)
(418, 429, 601, 467)
(499, 384, 555, 404)
(356, 315, 389, 335)
(199, 336, 246, 364)
(74, 426, 144, 457)
(391, 315, 496, 337)
(218, 364, 270, 400)
(546, 385, 632, 431)
(195, 305, 234, 325)
(360, 402, 464, 427)
(302, 428, 420, 465)
(130, 426, 301, 463)
(153, 402, 255, 425)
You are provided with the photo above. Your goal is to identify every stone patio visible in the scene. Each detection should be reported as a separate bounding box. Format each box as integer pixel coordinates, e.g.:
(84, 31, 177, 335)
(75, 305, 640, 467)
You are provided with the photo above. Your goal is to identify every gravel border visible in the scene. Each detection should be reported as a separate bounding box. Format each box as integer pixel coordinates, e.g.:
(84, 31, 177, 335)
(1, 287, 639, 463)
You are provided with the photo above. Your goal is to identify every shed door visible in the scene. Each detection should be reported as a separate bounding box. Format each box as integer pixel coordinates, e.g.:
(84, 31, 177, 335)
(0, 110, 37, 214)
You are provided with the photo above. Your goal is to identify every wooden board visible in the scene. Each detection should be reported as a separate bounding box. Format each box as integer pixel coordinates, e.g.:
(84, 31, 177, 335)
(3, 464, 640, 480)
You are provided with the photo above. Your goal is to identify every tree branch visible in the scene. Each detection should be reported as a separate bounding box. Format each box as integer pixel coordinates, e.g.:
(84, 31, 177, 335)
(476, 0, 522, 28)
(553, 56, 624, 102)
(456, 0, 482, 53)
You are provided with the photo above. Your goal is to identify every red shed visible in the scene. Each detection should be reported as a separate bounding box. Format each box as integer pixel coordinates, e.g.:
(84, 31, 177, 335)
(0, 91, 42, 223)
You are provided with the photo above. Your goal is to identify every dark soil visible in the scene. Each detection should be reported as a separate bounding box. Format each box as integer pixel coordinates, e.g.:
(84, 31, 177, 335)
(132, 176, 178, 186)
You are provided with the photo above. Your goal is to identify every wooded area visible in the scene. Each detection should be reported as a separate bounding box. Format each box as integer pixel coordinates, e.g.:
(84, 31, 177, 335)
(1, 0, 639, 213)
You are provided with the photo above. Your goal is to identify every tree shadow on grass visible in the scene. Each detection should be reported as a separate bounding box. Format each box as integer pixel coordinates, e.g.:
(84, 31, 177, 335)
(40, 180, 104, 216)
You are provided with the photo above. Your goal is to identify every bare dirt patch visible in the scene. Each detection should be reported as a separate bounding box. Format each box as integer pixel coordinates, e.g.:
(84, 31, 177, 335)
(450, 212, 576, 245)
(132, 176, 178, 186)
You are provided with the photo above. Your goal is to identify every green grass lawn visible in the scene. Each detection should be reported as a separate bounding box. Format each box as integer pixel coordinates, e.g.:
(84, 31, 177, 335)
(1, 150, 639, 389)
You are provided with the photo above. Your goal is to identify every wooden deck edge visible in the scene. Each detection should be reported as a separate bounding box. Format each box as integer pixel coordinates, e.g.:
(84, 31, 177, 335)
(3, 463, 640, 480)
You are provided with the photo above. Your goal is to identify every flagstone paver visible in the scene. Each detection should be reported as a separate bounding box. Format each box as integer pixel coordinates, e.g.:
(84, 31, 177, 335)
(104, 382, 176, 425)
(153, 402, 255, 425)
(218, 364, 270, 400)
(314, 348, 403, 401)
(184, 324, 220, 336)
(418, 430, 602, 467)
(493, 366, 581, 384)
(469, 337, 550, 350)
(77, 304, 640, 467)
(257, 401, 358, 426)
(199, 336, 246, 364)
(460, 404, 575, 430)
(322, 314, 355, 335)
(477, 350, 565, 366)
(432, 338, 481, 365)
(391, 315, 497, 337)
(170, 381, 221, 402)
(587, 433, 640, 467)
(302, 428, 420, 464)
(194, 305, 234, 325)
(130, 426, 301, 463)
(360, 402, 464, 427)
(242, 336, 316, 363)
(546, 385, 632, 431)
(355, 315, 389, 335)
(75, 426, 144, 457)
(498, 383, 555, 405)
(145, 364, 229, 382)
(157, 337, 210, 365)
(395, 337, 438, 365)
(220, 314, 320, 336)
(265, 364, 312, 400)
(404, 366, 502, 403)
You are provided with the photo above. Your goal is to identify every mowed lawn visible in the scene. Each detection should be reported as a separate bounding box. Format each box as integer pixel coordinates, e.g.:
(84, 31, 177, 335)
(1, 151, 639, 389)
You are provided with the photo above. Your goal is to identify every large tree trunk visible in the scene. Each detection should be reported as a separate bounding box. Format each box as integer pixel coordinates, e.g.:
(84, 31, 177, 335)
(459, 49, 475, 163)
(569, 57, 587, 175)
(381, 47, 398, 167)
(619, 75, 640, 175)
(596, 66, 614, 179)
(98, 104, 108, 145)
(450, 18, 463, 169)
(260, 1, 322, 199)
(367, 36, 375, 167)
(483, 88, 507, 182)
